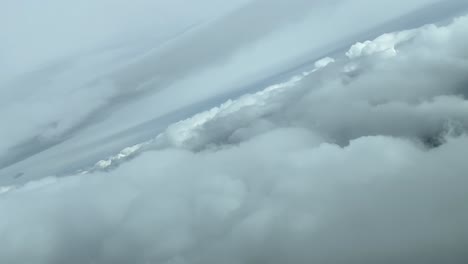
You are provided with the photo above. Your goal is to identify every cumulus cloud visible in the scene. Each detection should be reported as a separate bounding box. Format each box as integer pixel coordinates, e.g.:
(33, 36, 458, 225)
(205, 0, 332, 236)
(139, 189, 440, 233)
(115, 14, 468, 156)
(1, 11, 468, 264)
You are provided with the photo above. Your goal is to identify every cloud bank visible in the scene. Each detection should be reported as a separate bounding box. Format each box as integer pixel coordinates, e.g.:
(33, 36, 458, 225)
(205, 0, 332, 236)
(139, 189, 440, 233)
(1, 11, 468, 264)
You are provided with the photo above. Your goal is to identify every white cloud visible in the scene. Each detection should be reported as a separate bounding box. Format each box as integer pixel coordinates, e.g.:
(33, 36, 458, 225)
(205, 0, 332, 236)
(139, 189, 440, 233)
(345, 29, 419, 59)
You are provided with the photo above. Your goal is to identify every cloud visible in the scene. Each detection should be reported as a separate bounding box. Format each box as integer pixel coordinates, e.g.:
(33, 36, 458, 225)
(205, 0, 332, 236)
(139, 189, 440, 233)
(161, 14, 468, 150)
(1, 132, 468, 264)
(2, 0, 459, 169)
(0, 0, 250, 163)
(0, 0, 251, 78)
(1, 12, 468, 264)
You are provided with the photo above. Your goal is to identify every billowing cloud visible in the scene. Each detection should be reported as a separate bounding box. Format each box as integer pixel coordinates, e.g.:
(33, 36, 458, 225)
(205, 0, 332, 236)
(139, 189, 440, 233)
(1, 134, 468, 264)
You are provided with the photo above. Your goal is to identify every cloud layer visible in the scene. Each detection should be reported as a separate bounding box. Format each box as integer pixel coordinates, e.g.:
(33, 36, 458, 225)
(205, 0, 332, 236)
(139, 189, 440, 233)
(1, 11, 468, 264)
